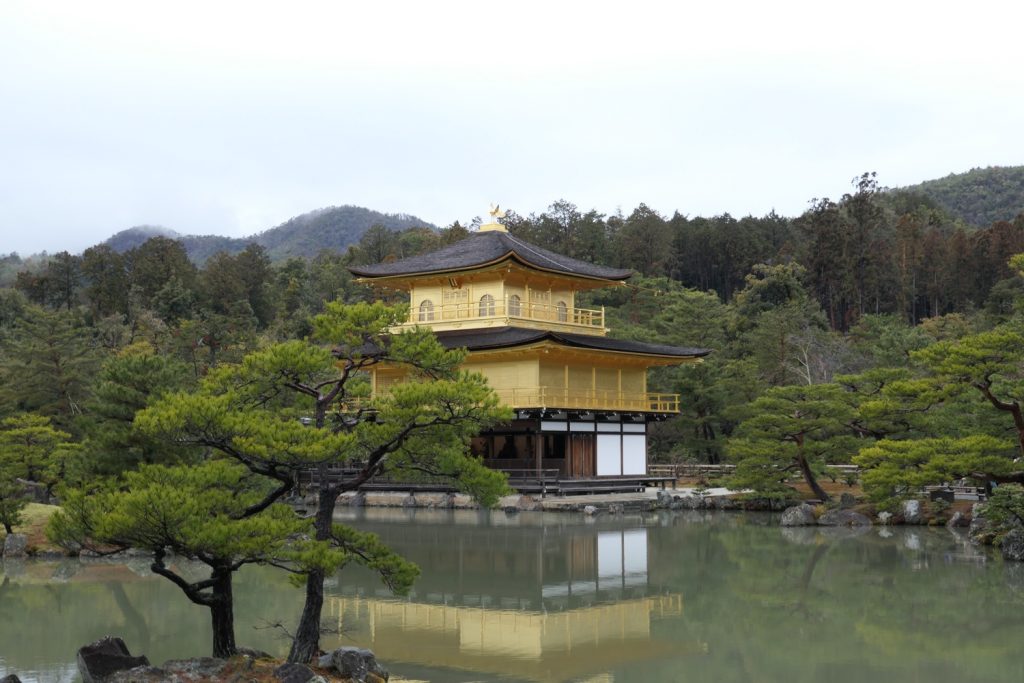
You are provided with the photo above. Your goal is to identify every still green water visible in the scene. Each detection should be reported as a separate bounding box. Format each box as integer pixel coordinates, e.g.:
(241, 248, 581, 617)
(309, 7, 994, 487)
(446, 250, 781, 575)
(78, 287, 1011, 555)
(2, 509, 1023, 683)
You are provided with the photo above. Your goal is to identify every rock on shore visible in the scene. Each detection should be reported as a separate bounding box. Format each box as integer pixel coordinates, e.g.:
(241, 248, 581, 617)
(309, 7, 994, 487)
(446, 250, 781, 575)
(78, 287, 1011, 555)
(317, 647, 389, 682)
(74, 637, 397, 683)
(77, 636, 150, 682)
(817, 509, 872, 527)
(2, 533, 27, 558)
(1001, 529, 1024, 562)
(780, 504, 816, 526)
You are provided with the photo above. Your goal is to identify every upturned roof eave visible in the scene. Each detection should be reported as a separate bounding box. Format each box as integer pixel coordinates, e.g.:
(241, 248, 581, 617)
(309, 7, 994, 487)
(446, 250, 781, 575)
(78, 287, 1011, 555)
(464, 342, 709, 365)
(433, 327, 711, 361)
(351, 251, 633, 285)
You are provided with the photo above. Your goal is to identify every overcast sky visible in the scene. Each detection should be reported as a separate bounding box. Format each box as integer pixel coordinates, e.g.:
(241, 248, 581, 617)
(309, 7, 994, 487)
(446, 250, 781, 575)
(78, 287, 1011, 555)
(2, 1, 1022, 256)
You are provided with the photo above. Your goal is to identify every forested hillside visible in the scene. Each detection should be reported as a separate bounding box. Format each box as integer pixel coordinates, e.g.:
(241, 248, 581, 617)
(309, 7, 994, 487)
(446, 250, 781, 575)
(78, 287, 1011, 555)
(101, 205, 437, 265)
(903, 166, 1024, 227)
(251, 205, 436, 261)
(4, 170, 1024, 521)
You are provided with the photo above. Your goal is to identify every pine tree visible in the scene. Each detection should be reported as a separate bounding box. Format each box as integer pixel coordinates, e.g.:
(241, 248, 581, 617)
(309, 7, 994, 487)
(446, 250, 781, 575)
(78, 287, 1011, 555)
(48, 461, 346, 658)
(135, 301, 511, 662)
(727, 384, 857, 502)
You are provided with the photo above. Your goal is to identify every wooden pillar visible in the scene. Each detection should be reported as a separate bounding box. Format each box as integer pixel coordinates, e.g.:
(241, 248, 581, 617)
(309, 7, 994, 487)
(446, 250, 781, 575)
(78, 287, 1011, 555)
(564, 364, 569, 405)
(534, 428, 543, 473)
(534, 427, 546, 498)
(617, 369, 622, 410)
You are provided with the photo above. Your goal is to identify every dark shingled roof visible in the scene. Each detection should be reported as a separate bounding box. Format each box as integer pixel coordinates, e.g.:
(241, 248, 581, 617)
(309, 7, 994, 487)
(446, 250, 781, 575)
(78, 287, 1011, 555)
(349, 230, 633, 281)
(433, 327, 711, 358)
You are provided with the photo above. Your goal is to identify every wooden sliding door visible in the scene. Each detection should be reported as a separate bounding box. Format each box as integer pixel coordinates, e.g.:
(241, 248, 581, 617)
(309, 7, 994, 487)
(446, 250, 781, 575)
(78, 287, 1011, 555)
(568, 433, 596, 477)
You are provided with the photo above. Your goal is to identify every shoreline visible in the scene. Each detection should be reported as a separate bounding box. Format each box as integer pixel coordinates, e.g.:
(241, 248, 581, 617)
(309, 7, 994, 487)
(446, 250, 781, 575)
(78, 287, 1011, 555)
(315, 487, 973, 528)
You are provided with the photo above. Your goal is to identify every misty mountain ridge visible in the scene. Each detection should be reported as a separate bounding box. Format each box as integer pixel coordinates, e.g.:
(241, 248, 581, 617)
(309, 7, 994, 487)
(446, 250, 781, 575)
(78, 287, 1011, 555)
(102, 205, 438, 264)
(82, 166, 1024, 265)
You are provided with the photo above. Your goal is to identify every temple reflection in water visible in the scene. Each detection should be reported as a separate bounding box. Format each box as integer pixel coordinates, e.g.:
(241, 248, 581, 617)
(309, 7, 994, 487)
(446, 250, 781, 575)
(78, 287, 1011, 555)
(324, 509, 700, 682)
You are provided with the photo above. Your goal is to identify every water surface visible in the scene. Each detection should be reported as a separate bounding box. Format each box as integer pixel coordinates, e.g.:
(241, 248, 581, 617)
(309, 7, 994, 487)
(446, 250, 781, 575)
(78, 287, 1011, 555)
(2, 509, 1022, 682)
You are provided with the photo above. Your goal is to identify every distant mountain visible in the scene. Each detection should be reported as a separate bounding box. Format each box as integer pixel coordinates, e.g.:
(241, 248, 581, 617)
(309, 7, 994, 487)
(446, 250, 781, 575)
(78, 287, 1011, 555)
(104, 225, 183, 252)
(250, 206, 436, 262)
(102, 206, 438, 264)
(902, 166, 1024, 227)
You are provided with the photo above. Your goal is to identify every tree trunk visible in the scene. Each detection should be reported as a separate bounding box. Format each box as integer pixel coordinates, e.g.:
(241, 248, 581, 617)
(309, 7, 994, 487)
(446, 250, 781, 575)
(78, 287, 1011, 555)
(796, 451, 830, 503)
(974, 383, 1024, 460)
(289, 566, 326, 664)
(3, 521, 12, 534)
(288, 480, 338, 663)
(209, 567, 237, 658)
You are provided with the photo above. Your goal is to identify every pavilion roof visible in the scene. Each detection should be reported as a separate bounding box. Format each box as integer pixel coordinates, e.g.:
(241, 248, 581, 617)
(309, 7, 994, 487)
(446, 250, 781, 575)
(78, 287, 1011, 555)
(349, 230, 633, 281)
(433, 326, 710, 359)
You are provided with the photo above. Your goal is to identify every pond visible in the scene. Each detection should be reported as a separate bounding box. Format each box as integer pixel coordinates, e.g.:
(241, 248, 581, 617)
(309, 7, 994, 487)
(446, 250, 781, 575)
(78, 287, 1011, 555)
(2, 508, 1023, 683)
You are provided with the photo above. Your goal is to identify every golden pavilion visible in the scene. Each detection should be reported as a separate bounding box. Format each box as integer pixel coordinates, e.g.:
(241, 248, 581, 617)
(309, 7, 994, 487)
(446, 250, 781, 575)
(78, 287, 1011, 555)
(349, 206, 709, 486)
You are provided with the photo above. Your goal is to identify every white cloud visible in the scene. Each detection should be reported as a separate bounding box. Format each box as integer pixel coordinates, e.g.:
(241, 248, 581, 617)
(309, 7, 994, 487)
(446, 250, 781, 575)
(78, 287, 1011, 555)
(1, 0, 1022, 254)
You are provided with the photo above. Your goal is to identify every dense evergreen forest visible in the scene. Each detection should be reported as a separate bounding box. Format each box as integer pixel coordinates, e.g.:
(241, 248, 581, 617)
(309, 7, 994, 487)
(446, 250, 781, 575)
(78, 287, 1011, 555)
(3, 169, 1024, 513)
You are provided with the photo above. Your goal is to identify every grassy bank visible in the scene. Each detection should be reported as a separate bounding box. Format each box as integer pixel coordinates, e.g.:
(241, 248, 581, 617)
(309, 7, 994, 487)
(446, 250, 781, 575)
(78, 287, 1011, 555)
(1, 503, 62, 554)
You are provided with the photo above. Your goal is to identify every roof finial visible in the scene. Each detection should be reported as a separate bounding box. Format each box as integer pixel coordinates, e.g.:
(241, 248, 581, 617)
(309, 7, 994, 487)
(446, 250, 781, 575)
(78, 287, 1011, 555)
(480, 203, 509, 232)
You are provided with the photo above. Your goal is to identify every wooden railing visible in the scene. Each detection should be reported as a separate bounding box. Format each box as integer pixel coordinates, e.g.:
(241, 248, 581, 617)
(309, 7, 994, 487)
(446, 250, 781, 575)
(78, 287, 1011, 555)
(408, 297, 605, 330)
(341, 388, 680, 414)
(301, 466, 673, 497)
(492, 387, 680, 413)
(648, 463, 737, 479)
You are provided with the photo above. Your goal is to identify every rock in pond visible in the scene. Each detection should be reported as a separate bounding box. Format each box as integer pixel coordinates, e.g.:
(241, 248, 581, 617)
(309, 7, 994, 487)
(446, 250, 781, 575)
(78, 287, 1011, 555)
(317, 647, 389, 683)
(1002, 529, 1024, 562)
(2, 674, 23, 683)
(2, 533, 27, 558)
(780, 504, 816, 526)
(902, 499, 923, 525)
(77, 637, 150, 683)
(583, 505, 599, 516)
(877, 511, 893, 525)
(817, 509, 872, 527)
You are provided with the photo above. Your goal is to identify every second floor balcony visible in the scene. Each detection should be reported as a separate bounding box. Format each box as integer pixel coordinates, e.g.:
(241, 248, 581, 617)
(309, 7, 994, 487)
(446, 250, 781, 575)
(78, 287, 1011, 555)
(402, 297, 606, 334)
(346, 387, 680, 414)
(492, 387, 680, 413)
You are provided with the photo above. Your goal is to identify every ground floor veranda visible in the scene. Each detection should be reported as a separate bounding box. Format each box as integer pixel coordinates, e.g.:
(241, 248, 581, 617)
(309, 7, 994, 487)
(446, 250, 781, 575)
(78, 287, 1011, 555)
(306, 409, 677, 495)
(463, 409, 678, 494)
